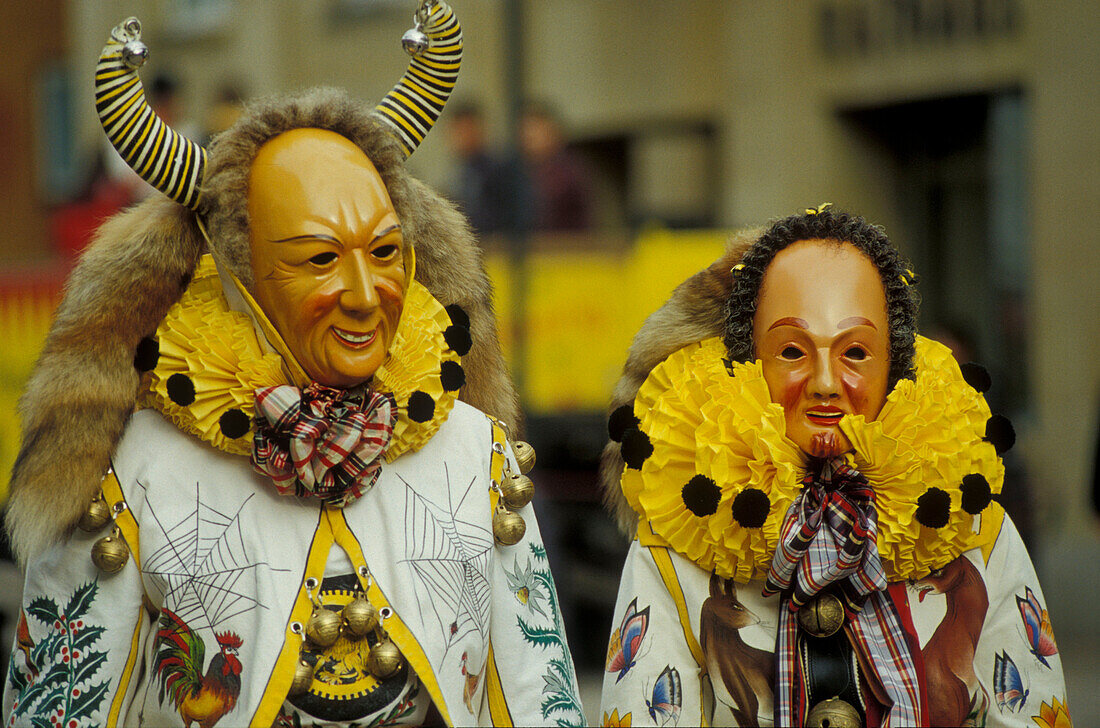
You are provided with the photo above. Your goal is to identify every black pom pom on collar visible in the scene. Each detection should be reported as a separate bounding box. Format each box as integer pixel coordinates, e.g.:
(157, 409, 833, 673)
(608, 404, 641, 443)
(682, 475, 721, 517)
(621, 428, 653, 470)
(915, 487, 951, 529)
(731, 488, 770, 528)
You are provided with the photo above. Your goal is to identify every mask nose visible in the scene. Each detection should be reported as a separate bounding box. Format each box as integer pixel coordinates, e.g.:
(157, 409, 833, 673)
(808, 350, 840, 399)
(338, 250, 380, 314)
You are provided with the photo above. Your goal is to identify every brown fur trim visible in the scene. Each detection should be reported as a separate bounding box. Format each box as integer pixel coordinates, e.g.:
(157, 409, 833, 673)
(6, 196, 204, 566)
(6, 89, 517, 565)
(598, 227, 762, 536)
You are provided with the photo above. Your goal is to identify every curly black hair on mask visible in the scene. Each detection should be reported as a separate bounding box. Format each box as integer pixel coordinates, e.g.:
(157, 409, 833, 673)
(722, 208, 919, 386)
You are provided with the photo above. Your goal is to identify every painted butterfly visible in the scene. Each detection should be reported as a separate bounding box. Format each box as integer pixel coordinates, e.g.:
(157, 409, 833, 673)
(645, 665, 682, 726)
(993, 650, 1028, 712)
(1016, 586, 1058, 668)
(605, 597, 650, 683)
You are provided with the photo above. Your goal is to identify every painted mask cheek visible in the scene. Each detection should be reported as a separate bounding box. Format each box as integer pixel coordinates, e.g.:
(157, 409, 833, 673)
(299, 287, 342, 331)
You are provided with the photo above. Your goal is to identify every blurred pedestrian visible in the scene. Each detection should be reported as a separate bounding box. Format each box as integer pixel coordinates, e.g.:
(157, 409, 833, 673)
(519, 102, 593, 232)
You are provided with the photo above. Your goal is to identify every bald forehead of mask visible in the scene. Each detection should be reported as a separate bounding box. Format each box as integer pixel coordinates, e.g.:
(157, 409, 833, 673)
(247, 128, 406, 388)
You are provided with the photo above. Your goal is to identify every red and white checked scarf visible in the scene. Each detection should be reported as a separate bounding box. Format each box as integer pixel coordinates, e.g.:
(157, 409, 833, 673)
(251, 383, 395, 507)
(763, 459, 924, 726)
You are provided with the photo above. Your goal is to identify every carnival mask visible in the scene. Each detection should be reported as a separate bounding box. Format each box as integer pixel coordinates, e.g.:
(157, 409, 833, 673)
(248, 129, 406, 389)
(752, 239, 890, 458)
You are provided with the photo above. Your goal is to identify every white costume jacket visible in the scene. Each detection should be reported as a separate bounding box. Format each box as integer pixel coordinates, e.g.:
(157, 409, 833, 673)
(5, 259, 584, 727)
(599, 337, 1069, 727)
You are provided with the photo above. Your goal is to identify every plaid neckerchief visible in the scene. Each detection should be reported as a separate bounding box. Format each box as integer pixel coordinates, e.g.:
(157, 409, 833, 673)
(764, 459, 924, 726)
(251, 383, 395, 507)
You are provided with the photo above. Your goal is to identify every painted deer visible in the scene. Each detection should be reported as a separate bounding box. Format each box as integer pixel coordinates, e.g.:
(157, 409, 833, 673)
(699, 573, 774, 726)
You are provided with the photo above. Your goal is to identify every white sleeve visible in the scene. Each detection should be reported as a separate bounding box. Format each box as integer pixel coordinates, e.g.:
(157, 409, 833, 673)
(481, 448, 584, 726)
(973, 515, 1070, 728)
(4, 525, 150, 728)
(600, 540, 709, 727)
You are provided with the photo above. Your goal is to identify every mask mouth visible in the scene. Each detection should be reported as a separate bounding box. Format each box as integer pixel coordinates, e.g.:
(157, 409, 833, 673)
(332, 326, 378, 348)
(805, 407, 844, 426)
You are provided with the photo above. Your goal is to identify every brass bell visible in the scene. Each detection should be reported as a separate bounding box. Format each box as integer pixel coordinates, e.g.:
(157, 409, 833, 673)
(305, 607, 342, 648)
(805, 697, 861, 728)
(77, 495, 112, 532)
(367, 639, 403, 679)
(492, 506, 526, 546)
(288, 656, 314, 696)
(797, 593, 845, 638)
(91, 530, 129, 574)
(342, 596, 379, 638)
(500, 473, 534, 510)
(512, 441, 536, 474)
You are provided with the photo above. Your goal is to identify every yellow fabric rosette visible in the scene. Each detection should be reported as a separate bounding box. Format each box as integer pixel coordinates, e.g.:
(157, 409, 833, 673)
(841, 336, 1004, 578)
(140, 255, 459, 461)
(624, 335, 1005, 584)
(374, 279, 461, 462)
(624, 338, 803, 582)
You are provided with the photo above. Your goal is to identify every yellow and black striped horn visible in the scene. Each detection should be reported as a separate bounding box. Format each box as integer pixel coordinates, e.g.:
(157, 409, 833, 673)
(95, 18, 207, 210)
(375, 0, 462, 157)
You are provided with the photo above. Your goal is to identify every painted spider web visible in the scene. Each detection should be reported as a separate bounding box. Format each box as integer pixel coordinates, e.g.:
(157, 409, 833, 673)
(399, 465, 493, 655)
(138, 482, 292, 632)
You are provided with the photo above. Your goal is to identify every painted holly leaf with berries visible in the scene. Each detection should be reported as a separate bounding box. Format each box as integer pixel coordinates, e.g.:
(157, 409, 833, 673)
(8, 580, 112, 728)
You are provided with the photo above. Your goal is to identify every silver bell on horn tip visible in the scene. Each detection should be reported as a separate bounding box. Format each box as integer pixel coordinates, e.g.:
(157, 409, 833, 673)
(401, 26, 430, 56)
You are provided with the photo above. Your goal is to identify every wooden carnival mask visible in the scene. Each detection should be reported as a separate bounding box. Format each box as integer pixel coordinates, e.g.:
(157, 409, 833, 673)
(752, 239, 890, 458)
(247, 129, 407, 389)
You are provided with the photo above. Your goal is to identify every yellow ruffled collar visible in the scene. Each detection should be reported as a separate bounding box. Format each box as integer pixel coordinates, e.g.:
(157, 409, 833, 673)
(622, 336, 1006, 583)
(137, 255, 463, 462)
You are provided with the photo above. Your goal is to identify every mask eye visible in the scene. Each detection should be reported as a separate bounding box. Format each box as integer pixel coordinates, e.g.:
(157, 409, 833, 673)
(780, 346, 803, 361)
(372, 244, 399, 260)
(309, 252, 337, 266)
(844, 346, 867, 360)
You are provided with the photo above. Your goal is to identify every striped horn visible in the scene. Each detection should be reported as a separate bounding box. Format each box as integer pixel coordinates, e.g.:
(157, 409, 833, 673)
(94, 18, 207, 210)
(375, 0, 462, 157)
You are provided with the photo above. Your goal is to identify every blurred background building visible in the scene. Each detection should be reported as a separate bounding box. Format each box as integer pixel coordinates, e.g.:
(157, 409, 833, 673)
(1, 0, 1097, 722)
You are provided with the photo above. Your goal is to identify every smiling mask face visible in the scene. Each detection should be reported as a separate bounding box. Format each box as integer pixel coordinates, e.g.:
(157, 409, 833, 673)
(247, 128, 406, 389)
(752, 239, 890, 458)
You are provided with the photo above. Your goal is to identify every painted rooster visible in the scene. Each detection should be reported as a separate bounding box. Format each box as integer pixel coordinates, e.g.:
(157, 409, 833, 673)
(154, 609, 243, 728)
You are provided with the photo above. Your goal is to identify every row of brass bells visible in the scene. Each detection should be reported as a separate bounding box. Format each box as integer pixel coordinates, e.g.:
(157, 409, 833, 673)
(81, 488, 130, 574)
(305, 592, 382, 648)
(492, 439, 537, 546)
